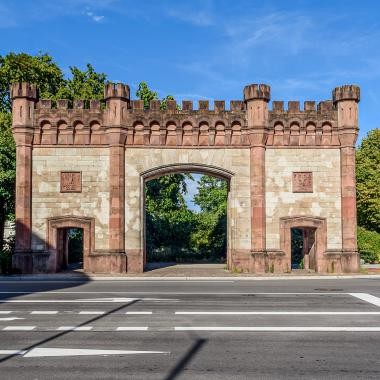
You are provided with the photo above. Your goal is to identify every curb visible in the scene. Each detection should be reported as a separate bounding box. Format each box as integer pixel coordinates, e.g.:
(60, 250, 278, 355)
(1, 274, 380, 281)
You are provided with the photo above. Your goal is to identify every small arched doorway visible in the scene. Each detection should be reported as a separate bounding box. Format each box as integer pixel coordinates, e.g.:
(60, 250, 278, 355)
(141, 164, 233, 271)
(291, 227, 317, 270)
(56, 227, 84, 271)
(280, 216, 327, 273)
(47, 216, 94, 273)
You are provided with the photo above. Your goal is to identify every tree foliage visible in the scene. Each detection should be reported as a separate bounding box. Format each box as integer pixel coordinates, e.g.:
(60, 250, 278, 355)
(356, 128, 380, 232)
(191, 176, 227, 260)
(0, 112, 14, 251)
(136, 81, 177, 110)
(0, 52, 106, 253)
(55, 64, 106, 105)
(145, 174, 196, 258)
(0, 52, 64, 112)
(145, 173, 228, 263)
(136, 81, 158, 109)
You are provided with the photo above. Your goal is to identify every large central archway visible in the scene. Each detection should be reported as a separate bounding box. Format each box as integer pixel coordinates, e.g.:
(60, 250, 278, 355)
(141, 164, 233, 271)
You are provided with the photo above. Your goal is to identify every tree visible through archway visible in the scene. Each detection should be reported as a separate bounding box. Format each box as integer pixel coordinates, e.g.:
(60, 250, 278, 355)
(145, 173, 228, 265)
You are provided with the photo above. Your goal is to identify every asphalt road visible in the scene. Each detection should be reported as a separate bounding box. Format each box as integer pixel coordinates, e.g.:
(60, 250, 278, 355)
(0, 278, 379, 379)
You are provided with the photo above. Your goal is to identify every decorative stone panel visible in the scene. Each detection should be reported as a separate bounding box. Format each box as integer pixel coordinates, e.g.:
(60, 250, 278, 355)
(60, 171, 82, 193)
(292, 172, 313, 193)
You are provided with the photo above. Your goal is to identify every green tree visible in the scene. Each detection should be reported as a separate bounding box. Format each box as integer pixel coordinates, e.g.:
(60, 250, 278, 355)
(145, 174, 196, 260)
(136, 81, 158, 109)
(0, 52, 106, 253)
(0, 112, 14, 252)
(356, 128, 380, 232)
(55, 63, 106, 105)
(192, 175, 228, 261)
(0, 52, 64, 112)
(136, 81, 177, 110)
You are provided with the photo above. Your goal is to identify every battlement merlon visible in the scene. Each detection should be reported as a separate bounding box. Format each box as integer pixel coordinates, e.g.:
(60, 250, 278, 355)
(332, 85, 360, 103)
(243, 84, 271, 102)
(244, 84, 270, 138)
(332, 85, 360, 147)
(10, 82, 38, 101)
(10, 83, 38, 135)
(104, 83, 130, 101)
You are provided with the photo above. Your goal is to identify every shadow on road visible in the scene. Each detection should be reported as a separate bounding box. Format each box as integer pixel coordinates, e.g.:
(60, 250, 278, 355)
(0, 299, 139, 364)
(164, 338, 206, 380)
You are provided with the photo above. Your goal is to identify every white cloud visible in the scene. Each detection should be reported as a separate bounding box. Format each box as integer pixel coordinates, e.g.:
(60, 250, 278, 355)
(86, 11, 104, 22)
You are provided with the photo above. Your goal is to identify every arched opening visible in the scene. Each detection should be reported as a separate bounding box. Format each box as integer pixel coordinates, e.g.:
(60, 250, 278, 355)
(56, 227, 84, 271)
(291, 227, 317, 271)
(280, 216, 327, 273)
(47, 216, 94, 273)
(141, 164, 232, 271)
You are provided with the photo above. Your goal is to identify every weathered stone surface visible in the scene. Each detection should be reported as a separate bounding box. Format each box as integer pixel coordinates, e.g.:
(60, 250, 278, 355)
(11, 81, 360, 274)
(265, 148, 342, 251)
(32, 148, 110, 252)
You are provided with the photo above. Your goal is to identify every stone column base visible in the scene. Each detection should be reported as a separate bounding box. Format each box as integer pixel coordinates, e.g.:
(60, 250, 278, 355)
(12, 252, 33, 274)
(323, 251, 360, 273)
(87, 252, 127, 274)
(250, 250, 288, 274)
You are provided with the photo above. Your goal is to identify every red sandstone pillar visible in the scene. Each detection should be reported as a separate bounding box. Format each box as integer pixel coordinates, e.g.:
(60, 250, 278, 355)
(104, 84, 129, 271)
(333, 85, 360, 272)
(108, 139, 126, 251)
(244, 84, 270, 272)
(10, 83, 37, 273)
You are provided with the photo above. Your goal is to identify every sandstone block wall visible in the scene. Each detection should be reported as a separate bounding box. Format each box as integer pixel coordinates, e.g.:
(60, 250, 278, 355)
(11, 81, 360, 274)
(31, 147, 110, 251)
(265, 148, 342, 250)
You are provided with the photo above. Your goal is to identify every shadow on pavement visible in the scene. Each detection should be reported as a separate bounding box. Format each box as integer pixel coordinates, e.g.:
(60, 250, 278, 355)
(0, 299, 139, 364)
(164, 338, 206, 380)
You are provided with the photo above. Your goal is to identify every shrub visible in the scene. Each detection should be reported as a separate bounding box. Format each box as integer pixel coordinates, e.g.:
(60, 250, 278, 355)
(357, 227, 380, 264)
(0, 235, 15, 274)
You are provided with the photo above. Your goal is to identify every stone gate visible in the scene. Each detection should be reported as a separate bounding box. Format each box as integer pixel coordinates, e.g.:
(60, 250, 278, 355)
(10, 82, 360, 274)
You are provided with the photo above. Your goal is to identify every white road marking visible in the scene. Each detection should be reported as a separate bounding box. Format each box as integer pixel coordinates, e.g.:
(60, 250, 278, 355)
(174, 326, 380, 332)
(350, 293, 380, 307)
(79, 311, 105, 315)
(3, 326, 35, 331)
(31, 311, 58, 315)
(0, 292, 349, 295)
(175, 311, 380, 315)
(0, 350, 27, 355)
(116, 327, 149, 331)
(0, 311, 12, 314)
(125, 311, 152, 315)
(23, 347, 170, 357)
(0, 317, 24, 321)
(57, 326, 93, 331)
(1, 297, 178, 303)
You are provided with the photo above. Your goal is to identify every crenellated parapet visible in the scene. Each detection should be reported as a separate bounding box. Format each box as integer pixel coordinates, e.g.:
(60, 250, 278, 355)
(267, 99, 339, 147)
(10, 82, 359, 148)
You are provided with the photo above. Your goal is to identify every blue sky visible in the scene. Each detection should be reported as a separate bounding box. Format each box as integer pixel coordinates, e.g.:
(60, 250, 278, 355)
(1, 0, 379, 208)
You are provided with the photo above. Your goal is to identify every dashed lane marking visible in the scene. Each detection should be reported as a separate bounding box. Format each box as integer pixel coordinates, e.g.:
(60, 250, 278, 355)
(116, 327, 149, 331)
(0, 350, 27, 355)
(3, 326, 35, 331)
(0, 297, 179, 303)
(0, 311, 12, 314)
(57, 326, 93, 331)
(79, 311, 105, 315)
(31, 311, 58, 315)
(125, 311, 152, 315)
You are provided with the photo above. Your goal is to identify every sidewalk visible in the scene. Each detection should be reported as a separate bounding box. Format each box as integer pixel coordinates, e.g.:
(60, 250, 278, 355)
(1, 263, 380, 281)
